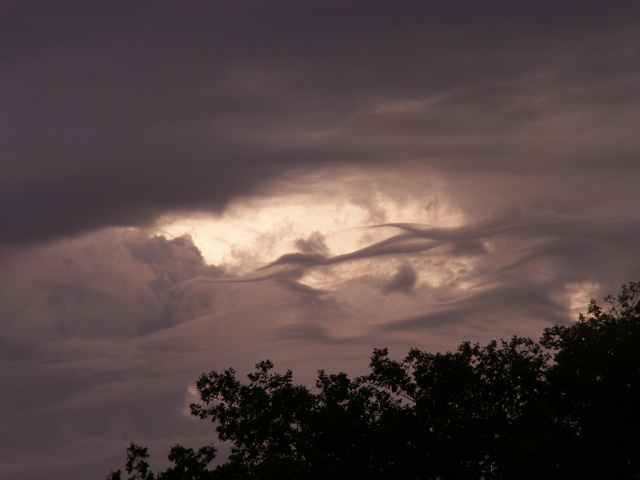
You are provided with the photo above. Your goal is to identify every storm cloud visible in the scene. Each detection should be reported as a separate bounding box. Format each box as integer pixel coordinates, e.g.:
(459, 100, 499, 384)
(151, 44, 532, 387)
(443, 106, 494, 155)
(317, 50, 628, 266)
(4, 1, 640, 246)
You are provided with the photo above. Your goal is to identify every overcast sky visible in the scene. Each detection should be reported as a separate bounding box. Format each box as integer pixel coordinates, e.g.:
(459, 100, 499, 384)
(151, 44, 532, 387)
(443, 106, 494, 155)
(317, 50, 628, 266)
(2, 1, 640, 478)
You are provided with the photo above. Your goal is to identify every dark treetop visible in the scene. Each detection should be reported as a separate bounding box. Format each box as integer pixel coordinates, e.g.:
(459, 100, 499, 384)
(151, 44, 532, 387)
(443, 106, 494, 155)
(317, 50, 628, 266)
(109, 282, 640, 480)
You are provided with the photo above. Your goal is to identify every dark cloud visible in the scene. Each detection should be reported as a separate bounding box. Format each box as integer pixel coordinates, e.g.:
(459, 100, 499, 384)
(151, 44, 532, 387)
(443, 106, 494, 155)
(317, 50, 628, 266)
(378, 283, 569, 335)
(271, 323, 340, 345)
(128, 235, 224, 292)
(450, 240, 489, 257)
(3, 1, 640, 245)
(0, 231, 223, 340)
(0, 335, 35, 362)
(263, 253, 329, 269)
(383, 264, 418, 295)
(295, 231, 330, 256)
(261, 219, 640, 277)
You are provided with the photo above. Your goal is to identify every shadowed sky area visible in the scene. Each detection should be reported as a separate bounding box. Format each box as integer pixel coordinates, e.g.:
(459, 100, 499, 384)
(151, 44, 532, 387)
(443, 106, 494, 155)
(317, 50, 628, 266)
(2, 2, 640, 478)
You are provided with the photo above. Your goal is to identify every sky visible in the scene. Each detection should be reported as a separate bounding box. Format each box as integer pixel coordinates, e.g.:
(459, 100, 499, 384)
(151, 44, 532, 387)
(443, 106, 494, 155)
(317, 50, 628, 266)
(2, 1, 640, 478)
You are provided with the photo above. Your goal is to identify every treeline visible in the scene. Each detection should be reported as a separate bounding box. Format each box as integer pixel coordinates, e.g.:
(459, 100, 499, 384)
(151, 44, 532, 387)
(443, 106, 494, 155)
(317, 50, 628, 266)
(108, 282, 640, 480)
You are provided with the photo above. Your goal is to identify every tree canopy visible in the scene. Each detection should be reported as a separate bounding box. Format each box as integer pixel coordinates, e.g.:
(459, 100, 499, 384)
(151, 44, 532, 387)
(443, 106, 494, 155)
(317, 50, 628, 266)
(108, 282, 640, 479)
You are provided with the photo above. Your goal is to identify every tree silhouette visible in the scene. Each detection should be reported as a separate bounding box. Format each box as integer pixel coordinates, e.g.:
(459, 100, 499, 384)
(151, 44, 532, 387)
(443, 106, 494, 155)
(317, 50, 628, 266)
(107, 442, 154, 480)
(109, 282, 640, 479)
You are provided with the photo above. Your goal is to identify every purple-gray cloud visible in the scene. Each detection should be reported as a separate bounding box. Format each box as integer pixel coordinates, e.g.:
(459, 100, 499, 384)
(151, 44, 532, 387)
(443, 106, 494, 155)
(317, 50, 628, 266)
(383, 264, 418, 295)
(0, 232, 227, 347)
(295, 231, 330, 256)
(3, 1, 640, 246)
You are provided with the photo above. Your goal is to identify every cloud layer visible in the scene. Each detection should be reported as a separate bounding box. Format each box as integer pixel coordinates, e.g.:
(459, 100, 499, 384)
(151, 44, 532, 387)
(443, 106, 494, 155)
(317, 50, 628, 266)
(3, 1, 640, 245)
